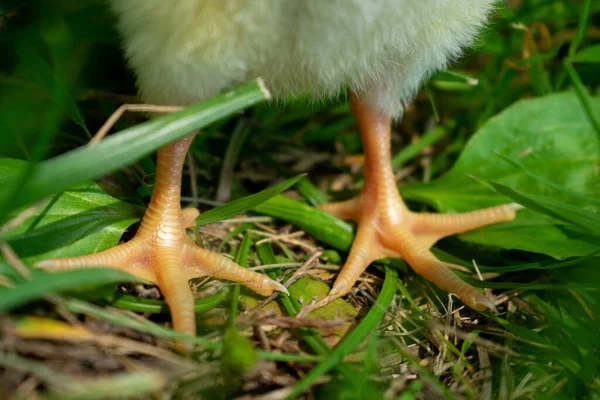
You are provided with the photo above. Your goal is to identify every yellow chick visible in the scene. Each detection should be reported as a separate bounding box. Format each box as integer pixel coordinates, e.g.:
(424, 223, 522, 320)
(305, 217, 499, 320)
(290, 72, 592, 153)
(41, 0, 519, 338)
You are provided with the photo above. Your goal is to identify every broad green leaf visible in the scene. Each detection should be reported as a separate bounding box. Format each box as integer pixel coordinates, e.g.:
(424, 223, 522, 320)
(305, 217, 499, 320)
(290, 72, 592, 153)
(0, 80, 270, 216)
(572, 44, 600, 63)
(196, 175, 304, 227)
(0, 268, 139, 312)
(0, 159, 141, 263)
(402, 92, 600, 259)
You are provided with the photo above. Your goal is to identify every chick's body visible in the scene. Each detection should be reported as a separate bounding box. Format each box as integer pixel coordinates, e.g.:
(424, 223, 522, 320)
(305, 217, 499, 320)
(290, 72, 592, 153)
(112, 0, 496, 117)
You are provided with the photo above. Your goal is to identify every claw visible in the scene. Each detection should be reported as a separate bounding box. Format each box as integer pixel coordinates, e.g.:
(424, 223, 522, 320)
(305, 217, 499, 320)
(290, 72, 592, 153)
(269, 279, 290, 296)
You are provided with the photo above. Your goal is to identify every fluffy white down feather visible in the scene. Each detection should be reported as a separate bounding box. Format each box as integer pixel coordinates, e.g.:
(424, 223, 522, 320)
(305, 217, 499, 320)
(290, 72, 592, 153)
(110, 0, 498, 118)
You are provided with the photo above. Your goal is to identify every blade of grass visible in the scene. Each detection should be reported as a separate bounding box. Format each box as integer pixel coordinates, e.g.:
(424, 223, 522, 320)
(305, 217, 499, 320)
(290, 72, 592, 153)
(215, 120, 251, 203)
(254, 195, 354, 251)
(50, 371, 168, 400)
(572, 45, 600, 64)
(568, 0, 592, 58)
(295, 177, 329, 206)
(285, 267, 398, 399)
(110, 288, 229, 314)
(14, 43, 89, 137)
(217, 223, 253, 252)
(0, 351, 70, 388)
(523, 28, 552, 96)
(65, 298, 317, 363)
(433, 247, 600, 274)
(0, 79, 270, 213)
(392, 125, 449, 168)
(65, 298, 222, 350)
(0, 268, 140, 312)
(254, 196, 406, 271)
(425, 84, 440, 122)
(563, 60, 600, 136)
(486, 180, 600, 233)
(228, 233, 252, 327)
(196, 175, 304, 226)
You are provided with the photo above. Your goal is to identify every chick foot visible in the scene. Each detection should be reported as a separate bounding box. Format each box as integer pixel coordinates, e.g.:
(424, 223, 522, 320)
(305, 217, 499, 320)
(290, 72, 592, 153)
(318, 92, 519, 310)
(37, 134, 286, 337)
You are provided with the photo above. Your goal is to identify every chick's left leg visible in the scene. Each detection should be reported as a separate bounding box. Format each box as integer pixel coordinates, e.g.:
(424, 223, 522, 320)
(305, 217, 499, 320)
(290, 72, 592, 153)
(38, 134, 286, 336)
(320, 93, 519, 310)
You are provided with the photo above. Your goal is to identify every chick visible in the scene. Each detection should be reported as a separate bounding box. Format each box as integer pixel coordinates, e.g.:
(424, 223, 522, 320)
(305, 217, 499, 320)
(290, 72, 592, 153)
(41, 1, 519, 337)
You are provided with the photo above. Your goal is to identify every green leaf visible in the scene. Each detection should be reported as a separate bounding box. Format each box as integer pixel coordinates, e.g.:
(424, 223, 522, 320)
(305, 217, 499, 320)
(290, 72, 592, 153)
(392, 125, 449, 168)
(401, 92, 600, 259)
(484, 313, 557, 350)
(0, 159, 141, 263)
(254, 195, 354, 252)
(0, 268, 139, 312)
(571, 44, 600, 63)
(286, 268, 398, 399)
(14, 42, 89, 135)
(110, 288, 229, 314)
(0, 80, 270, 216)
(196, 174, 304, 226)
(563, 61, 600, 136)
(486, 180, 600, 234)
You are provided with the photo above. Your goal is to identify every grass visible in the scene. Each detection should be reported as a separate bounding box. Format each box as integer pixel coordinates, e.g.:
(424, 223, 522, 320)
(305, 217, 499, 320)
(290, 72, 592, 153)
(1, 0, 599, 399)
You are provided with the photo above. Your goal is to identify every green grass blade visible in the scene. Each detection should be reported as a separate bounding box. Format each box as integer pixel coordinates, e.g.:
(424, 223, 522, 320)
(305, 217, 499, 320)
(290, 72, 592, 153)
(216, 120, 251, 202)
(14, 43, 89, 136)
(254, 195, 354, 251)
(0, 80, 270, 213)
(65, 298, 222, 350)
(425, 84, 440, 122)
(228, 233, 252, 327)
(568, 0, 592, 57)
(285, 267, 398, 399)
(223, 234, 257, 372)
(392, 125, 449, 168)
(110, 288, 229, 314)
(487, 180, 600, 233)
(0, 268, 139, 312)
(196, 175, 304, 226)
(67, 298, 319, 363)
(295, 177, 329, 206)
(563, 61, 600, 136)
(572, 44, 600, 63)
(52, 371, 168, 400)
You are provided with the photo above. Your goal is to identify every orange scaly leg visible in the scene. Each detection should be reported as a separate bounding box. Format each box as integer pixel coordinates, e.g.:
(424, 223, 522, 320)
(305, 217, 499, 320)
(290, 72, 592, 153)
(320, 92, 519, 310)
(38, 134, 287, 336)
